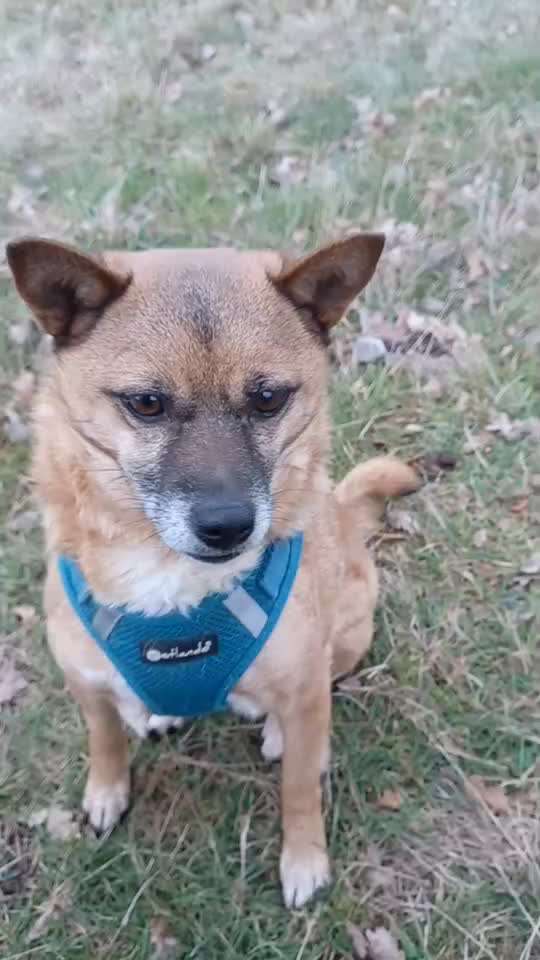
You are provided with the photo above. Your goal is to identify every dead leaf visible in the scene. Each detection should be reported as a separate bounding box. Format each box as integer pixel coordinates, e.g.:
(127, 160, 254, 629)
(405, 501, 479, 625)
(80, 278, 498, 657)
(486, 413, 540, 443)
(364, 844, 396, 893)
(466, 776, 510, 816)
(347, 924, 405, 960)
(0, 659, 28, 707)
(0, 821, 36, 898)
(376, 789, 402, 812)
(386, 508, 419, 537)
(26, 883, 71, 942)
(28, 805, 80, 841)
(511, 497, 529, 515)
(13, 604, 38, 626)
(150, 917, 179, 959)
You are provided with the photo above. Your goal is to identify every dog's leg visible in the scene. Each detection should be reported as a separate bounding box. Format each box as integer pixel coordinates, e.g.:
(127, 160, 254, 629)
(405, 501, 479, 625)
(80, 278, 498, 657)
(261, 713, 283, 762)
(69, 679, 130, 833)
(279, 675, 331, 908)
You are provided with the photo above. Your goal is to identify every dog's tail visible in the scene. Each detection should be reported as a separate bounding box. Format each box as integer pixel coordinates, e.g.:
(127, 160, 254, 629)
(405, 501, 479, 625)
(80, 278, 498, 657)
(334, 456, 421, 537)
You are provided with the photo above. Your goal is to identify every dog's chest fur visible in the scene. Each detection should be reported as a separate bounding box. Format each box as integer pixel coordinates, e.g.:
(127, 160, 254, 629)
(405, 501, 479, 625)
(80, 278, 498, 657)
(90, 537, 263, 615)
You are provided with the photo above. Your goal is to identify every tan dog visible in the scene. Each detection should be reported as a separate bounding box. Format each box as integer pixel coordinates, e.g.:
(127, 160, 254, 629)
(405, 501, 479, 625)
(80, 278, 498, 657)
(7, 234, 419, 908)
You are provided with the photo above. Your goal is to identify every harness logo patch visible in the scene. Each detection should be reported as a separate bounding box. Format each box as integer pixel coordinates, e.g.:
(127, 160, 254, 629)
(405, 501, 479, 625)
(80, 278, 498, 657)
(143, 634, 218, 664)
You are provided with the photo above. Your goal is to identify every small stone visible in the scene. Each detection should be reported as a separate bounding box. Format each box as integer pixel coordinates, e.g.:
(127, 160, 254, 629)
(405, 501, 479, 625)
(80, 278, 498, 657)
(201, 44, 216, 61)
(473, 529, 487, 548)
(352, 336, 387, 365)
(521, 554, 540, 576)
(404, 423, 423, 434)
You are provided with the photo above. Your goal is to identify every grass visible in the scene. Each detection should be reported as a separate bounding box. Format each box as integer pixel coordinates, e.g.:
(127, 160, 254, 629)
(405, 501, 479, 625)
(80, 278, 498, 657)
(1, 0, 540, 957)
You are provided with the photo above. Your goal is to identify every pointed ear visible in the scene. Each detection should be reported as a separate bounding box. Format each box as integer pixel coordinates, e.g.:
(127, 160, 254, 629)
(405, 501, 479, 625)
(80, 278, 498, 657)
(272, 233, 385, 335)
(6, 237, 131, 341)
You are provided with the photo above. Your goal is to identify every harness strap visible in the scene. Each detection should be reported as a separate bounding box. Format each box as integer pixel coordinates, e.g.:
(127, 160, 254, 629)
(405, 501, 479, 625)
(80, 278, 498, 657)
(58, 535, 303, 718)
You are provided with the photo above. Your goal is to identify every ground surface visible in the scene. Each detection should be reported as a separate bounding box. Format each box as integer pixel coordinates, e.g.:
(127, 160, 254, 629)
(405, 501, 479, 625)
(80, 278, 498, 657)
(1, 1, 540, 958)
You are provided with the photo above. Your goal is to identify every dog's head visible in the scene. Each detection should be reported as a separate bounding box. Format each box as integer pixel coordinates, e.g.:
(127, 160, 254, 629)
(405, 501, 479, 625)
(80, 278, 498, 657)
(7, 235, 383, 564)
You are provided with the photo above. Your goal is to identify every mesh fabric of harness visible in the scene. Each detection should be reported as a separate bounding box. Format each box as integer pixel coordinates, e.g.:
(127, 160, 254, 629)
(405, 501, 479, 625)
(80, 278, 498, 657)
(58, 535, 303, 717)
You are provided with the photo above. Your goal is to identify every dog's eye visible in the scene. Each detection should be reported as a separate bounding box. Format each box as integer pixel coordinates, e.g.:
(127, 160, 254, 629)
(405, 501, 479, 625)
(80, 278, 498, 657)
(124, 394, 165, 419)
(249, 386, 290, 417)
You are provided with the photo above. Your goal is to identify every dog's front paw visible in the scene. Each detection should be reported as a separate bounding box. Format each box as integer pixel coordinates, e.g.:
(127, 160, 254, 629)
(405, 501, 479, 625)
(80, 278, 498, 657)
(280, 844, 330, 909)
(261, 714, 283, 762)
(146, 714, 184, 737)
(83, 776, 130, 834)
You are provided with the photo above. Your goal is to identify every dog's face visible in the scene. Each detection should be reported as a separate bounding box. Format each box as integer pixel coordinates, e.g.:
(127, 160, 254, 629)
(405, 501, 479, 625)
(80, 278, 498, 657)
(7, 235, 383, 563)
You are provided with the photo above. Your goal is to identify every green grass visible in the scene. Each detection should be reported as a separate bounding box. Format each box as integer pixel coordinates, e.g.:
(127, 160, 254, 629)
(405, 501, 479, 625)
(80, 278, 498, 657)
(1, 1, 540, 957)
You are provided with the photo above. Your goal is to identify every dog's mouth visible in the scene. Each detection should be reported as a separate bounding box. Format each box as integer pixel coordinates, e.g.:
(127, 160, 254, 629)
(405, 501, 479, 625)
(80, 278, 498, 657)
(186, 550, 242, 565)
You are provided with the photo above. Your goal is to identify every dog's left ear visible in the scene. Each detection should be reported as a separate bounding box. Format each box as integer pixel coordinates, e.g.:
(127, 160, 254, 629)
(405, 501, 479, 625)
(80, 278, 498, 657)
(272, 233, 384, 333)
(6, 237, 131, 342)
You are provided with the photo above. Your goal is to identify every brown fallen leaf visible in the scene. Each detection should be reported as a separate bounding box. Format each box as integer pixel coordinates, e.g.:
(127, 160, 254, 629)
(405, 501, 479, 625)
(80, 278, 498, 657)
(28, 805, 81, 841)
(466, 776, 511, 816)
(347, 923, 405, 960)
(26, 883, 71, 943)
(376, 789, 402, 812)
(150, 916, 179, 959)
(510, 497, 529, 515)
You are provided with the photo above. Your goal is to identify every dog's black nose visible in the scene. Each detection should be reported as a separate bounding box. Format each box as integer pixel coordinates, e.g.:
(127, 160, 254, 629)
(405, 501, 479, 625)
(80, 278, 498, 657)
(192, 500, 255, 551)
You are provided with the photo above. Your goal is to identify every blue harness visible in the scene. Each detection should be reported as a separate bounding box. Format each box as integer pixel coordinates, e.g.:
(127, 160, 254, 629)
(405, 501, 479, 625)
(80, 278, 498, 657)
(58, 535, 303, 718)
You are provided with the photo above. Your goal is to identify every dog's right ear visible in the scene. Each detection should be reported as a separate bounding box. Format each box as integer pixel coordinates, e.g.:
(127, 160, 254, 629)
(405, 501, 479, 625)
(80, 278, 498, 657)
(6, 238, 131, 341)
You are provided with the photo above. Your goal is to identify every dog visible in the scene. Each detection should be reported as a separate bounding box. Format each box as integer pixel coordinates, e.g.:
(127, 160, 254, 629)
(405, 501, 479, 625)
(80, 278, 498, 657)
(6, 233, 419, 908)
